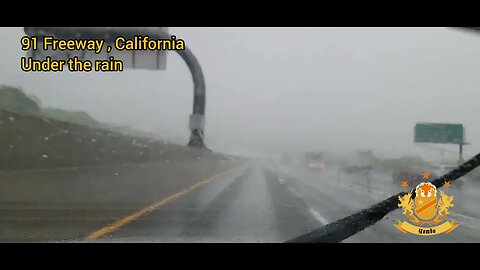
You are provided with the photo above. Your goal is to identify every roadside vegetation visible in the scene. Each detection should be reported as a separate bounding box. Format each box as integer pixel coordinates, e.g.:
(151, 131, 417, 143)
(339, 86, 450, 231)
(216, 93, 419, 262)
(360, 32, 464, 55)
(0, 85, 154, 138)
(371, 155, 427, 172)
(371, 154, 480, 182)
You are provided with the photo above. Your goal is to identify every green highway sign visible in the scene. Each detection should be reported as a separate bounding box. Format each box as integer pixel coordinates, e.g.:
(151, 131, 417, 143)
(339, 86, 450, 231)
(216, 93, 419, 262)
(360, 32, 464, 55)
(414, 123, 465, 144)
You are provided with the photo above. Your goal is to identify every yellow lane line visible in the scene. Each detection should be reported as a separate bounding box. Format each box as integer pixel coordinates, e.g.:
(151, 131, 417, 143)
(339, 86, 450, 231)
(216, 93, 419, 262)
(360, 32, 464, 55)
(85, 167, 241, 240)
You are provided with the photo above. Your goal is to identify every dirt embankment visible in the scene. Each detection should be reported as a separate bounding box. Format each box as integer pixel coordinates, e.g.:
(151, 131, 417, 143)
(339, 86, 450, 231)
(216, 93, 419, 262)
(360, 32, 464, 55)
(0, 109, 225, 171)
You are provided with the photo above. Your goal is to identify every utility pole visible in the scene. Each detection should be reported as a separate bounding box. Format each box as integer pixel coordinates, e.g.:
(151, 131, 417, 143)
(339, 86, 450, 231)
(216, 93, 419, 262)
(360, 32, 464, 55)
(459, 143, 465, 165)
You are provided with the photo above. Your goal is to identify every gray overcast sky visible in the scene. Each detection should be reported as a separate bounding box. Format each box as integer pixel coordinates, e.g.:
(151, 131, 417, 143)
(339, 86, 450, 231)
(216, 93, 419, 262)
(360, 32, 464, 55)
(1, 27, 479, 160)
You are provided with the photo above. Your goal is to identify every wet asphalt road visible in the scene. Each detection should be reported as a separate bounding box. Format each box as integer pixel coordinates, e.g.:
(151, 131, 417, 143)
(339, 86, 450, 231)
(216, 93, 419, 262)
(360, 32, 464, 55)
(105, 165, 321, 242)
(1, 159, 480, 242)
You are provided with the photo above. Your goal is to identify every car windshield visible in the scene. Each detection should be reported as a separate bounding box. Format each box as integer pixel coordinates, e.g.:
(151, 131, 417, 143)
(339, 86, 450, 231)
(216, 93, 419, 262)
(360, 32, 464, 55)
(1, 27, 480, 243)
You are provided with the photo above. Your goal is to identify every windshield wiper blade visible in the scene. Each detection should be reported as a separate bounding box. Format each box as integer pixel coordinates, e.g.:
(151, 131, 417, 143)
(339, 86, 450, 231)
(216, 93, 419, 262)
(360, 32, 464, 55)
(285, 152, 480, 243)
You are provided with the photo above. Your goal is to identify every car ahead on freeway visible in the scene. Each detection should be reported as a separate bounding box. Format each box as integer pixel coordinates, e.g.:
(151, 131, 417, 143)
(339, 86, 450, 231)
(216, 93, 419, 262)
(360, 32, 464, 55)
(430, 164, 465, 189)
(392, 165, 438, 186)
(307, 160, 326, 170)
(304, 152, 327, 171)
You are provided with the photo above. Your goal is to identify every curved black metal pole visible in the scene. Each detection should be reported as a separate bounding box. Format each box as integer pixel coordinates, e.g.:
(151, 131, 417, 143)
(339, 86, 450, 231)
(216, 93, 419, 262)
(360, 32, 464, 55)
(24, 27, 207, 148)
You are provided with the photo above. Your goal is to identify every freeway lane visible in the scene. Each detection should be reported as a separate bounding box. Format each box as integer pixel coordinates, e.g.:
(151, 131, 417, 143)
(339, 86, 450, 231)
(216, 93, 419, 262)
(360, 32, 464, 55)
(88, 161, 480, 242)
(1, 158, 480, 242)
(94, 165, 320, 242)
(0, 159, 241, 242)
(270, 162, 480, 242)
